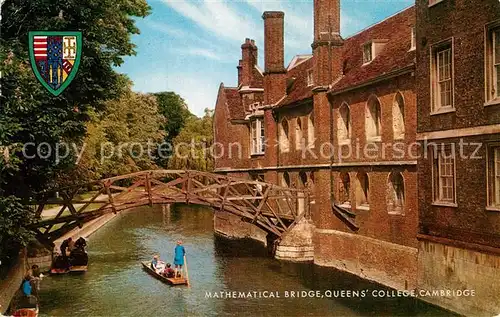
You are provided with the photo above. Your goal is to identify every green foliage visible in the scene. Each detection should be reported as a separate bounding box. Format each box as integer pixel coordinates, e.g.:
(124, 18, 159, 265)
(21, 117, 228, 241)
(57, 80, 166, 185)
(168, 109, 214, 172)
(0, 0, 150, 258)
(154, 92, 192, 144)
(0, 196, 34, 265)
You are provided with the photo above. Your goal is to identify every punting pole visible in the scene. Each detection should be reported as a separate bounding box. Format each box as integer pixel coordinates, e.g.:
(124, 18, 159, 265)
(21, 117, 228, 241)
(184, 255, 190, 287)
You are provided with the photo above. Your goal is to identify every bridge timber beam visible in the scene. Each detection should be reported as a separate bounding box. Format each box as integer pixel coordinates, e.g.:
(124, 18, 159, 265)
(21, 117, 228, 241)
(27, 170, 311, 247)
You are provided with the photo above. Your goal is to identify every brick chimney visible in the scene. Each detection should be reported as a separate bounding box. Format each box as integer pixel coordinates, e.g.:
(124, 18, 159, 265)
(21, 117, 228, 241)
(262, 11, 286, 105)
(263, 11, 285, 74)
(312, 0, 343, 87)
(240, 38, 258, 87)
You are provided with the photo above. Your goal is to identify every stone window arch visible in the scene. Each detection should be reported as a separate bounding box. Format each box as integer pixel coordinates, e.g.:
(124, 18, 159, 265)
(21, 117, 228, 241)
(338, 102, 351, 144)
(387, 172, 405, 214)
(393, 92, 405, 140)
(295, 117, 303, 150)
(299, 171, 308, 188)
(280, 119, 290, 152)
(337, 172, 351, 207)
(356, 172, 370, 209)
(366, 95, 382, 141)
(307, 113, 315, 147)
(282, 171, 291, 188)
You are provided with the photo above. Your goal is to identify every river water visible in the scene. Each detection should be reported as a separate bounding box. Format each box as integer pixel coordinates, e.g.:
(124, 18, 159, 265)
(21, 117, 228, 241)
(38, 205, 453, 317)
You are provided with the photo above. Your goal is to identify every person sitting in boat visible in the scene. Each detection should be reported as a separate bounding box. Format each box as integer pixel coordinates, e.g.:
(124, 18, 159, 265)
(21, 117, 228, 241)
(74, 237, 87, 251)
(173, 240, 185, 278)
(60, 237, 72, 263)
(162, 263, 175, 278)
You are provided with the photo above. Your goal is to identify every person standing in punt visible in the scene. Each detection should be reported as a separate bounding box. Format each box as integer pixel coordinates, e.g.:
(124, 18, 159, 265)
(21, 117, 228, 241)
(173, 240, 185, 278)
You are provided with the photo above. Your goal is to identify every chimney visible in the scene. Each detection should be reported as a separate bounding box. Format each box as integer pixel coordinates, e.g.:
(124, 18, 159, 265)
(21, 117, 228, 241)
(240, 38, 258, 87)
(262, 11, 285, 74)
(262, 11, 286, 106)
(312, 0, 343, 86)
(313, 0, 340, 42)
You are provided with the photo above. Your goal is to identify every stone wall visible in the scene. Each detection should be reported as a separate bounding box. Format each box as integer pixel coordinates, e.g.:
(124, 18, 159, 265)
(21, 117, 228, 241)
(418, 239, 500, 316)
(0, 250, 26, 314)
(213, 211, 268, 246)
(314, 229, 418, 291)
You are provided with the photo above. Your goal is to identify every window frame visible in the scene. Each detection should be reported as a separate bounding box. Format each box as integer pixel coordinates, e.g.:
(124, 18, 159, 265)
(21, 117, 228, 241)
(388, 172, 405, 215)
(250, 117, 265, 156)
(306, 69, 314, 87)
(410, 26, 416, 51)
(393, 92, 405, 140)
(362, 42, 373, 65)
(430, 38, 455, 114)
(485, 22, 500, 106)
(338, 102, 351, 144)
(280, 118, 290, 153)
(486, 143, 500, 211)
(356, 172, 370, 210)
(431, 145, 457, 206)
(366, 96, 382, 142)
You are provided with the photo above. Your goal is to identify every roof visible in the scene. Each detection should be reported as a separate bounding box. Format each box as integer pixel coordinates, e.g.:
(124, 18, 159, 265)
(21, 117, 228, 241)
(224, 87, 246, 120)
(331, 6, 415, 93)
(275, 56, 314, 108)
(275, 6, 415, 108)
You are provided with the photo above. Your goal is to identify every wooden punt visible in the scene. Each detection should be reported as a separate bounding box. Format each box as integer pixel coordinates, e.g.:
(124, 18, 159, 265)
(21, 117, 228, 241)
(141, 261, 188, 286)
(69, 265, 88, 273)
(12, 307, 39, 317)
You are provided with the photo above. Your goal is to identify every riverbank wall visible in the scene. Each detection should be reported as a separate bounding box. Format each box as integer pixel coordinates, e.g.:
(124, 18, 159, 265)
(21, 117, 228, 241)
(213, 211, 268, 246)
(0, 212, 119, 314)
(0, 250, 26, 315)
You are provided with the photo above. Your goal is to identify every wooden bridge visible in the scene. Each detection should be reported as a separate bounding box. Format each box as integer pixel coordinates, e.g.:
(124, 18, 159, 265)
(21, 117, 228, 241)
(28, 170, 311, 248)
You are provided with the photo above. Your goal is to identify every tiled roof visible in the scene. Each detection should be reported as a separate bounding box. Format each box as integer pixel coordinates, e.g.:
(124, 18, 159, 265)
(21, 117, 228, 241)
(275, 6, 415, 108)
(331, 6, 415, 93)
(224, 87, 246, 120)
(275, 56, 314, 108)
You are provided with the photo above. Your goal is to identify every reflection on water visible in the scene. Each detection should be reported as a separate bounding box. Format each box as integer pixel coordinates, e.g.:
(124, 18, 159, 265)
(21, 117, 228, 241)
(39, 205, 453, 317)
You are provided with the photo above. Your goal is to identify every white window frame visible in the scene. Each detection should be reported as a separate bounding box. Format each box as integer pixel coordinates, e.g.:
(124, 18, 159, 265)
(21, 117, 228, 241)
(430, 39, 455, 114)
(250, 117, 265, 155)
(307, 69, 314, 87)
(432, 146, 457, 206)
(410, 26, 416, 51)
(486, 144, 500, 211)
(338, 103, 351, 144)
(363, 42, 373, 65)
(485, 23, 500, 106)
(280, 119, 290, 153)
(356, 172, 370, 210)
(366, 96, 382, 142)
(307, 114, 315, 148)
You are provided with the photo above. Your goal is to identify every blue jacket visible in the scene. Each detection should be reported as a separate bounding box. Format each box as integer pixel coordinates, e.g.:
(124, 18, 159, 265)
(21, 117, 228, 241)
(22, 280, 32, 296)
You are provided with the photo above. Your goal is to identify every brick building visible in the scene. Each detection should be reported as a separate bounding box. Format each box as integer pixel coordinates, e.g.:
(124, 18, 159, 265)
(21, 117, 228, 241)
(214, 0, 500, 314)
(214, 0, 419, 291)
(415, 0, 500, 315)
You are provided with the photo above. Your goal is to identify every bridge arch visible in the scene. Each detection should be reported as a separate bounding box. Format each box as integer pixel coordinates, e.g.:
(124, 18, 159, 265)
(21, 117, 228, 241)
(28, 170, 311, 248)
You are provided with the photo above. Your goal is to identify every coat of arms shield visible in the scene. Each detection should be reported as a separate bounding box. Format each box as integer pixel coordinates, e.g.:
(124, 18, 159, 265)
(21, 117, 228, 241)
(28, 31, 82, 96)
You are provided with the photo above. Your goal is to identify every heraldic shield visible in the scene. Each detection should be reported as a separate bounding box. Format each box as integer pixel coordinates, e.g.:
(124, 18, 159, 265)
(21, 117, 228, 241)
(29, 31, 82, 96)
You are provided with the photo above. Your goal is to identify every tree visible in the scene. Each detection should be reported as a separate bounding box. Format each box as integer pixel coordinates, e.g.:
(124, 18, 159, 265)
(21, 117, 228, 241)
(168, 109, 214, 172)
(57, 79, 166, 186)
(0, 0, 150, 263)
(154, 92, 192, 144)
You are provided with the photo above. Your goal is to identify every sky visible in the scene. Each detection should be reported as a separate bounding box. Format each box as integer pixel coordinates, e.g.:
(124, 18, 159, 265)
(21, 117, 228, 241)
(118, 0, 414, 117)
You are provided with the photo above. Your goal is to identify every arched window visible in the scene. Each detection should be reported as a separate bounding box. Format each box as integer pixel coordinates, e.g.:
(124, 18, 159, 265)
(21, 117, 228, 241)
(295, 117, 303, 150)
(307, 114, 315, 147)
(337, 172, 351, 207)
(338, 103, 351, 143)
(366, 96, 382, 141)
(356, 172, 370, 209)
(282, 171, 291, 187)
(393, 92, 405, 140)
(299, 171, 308, 188)
(387, 172, 405, 214)
(280, 119, 290, 152)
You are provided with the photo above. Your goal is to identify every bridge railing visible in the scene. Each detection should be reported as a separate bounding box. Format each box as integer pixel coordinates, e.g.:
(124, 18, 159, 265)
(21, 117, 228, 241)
(28, 170, 311, 246)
